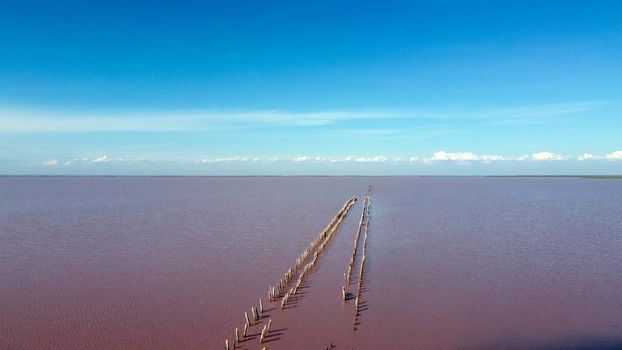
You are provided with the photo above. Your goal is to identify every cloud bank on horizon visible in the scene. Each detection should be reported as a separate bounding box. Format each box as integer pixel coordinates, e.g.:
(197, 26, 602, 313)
(34, 149, 622, 177)
(40, 150, 622, 166)
(0, 1, 621, 175)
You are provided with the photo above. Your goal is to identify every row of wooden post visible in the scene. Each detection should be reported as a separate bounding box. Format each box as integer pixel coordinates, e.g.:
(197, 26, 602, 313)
(226, 301, 273, 349)
(225, 195, 359, 349)
(344, 195, 369, 286)
(268, 196, 358, 306)
(353, 197, 371, 328)
(282, 196, 357, 308)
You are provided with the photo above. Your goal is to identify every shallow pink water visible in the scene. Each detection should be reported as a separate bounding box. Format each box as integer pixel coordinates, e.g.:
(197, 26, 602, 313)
(1, 177, 621, 349)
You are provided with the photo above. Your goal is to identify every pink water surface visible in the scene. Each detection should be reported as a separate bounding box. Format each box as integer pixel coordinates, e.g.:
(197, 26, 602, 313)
(1, 176, 621, 349)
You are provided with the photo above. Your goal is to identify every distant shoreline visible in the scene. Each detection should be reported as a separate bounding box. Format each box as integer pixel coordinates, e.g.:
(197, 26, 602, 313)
(1, 175, 622, 178)
(581, 175, 622, 179)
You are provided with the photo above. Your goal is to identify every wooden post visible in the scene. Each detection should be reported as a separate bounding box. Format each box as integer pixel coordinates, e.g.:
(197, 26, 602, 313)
(252, 306, 258, 321)
(245, 312, 250, 327)
(260, 324, 267, 343)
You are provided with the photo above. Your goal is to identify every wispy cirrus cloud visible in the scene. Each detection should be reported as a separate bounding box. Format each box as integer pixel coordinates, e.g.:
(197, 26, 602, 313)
(0, 101, 605, 133)
(468, 101, 603, 121)
(0, 106, 403, 132)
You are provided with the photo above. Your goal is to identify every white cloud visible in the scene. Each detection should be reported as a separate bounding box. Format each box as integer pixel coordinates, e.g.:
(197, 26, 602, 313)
(419, 151, 576, 163)
(293, 156, 310, 162)
(41, 150, 621, 168)
(426, 151, 507, 163)
(291, 155, 394, 163)
(64, 157, 90, 165)
(578, 153, 596, 161)
(62, 156, 148, 165)
(93, 155, 110, 163)
(354, 156, 387, 162)
(575, 151, 622, 161)
(531, 152, 567, 161)
(290, 155, 340, 162)
(431, 151, 479, 161)
(42, 159, 58, 166)
(200, 157, 264, 163)
(330, 156, 353, 162)
(605, 151, 622, 160)
(478, 154, 506, 163)
(286, 151, 582, 164)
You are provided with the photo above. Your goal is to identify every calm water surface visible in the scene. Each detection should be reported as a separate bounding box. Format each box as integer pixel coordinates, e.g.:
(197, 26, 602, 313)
(1, 177, 621, 349)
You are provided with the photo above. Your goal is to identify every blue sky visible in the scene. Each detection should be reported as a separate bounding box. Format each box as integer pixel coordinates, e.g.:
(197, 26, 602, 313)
(1, 0, 621, 175)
